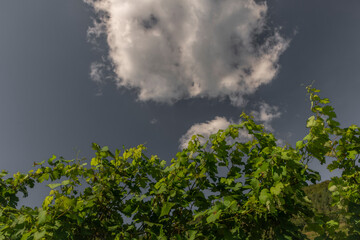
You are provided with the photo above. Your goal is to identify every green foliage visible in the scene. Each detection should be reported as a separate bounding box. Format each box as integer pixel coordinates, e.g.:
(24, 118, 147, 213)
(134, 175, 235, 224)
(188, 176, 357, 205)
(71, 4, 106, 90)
(1, 86, 360, 239)
(303, 181, 335, 215)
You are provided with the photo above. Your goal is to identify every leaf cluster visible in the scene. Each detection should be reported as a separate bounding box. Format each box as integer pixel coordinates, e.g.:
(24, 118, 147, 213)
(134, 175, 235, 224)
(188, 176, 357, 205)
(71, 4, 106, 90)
(1, 86, 360, 239)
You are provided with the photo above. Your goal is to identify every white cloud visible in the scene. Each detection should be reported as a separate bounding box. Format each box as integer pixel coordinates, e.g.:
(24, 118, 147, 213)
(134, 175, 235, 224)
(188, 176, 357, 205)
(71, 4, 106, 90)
(251, 102, 281, 131)
(179, 117, 234, 149)
(90, 62, 105, 83)
(179, 116, 253, 150)
(150, 118, 158, 124)
(85, 0, 289, 105)
(179, 103, 281, 149)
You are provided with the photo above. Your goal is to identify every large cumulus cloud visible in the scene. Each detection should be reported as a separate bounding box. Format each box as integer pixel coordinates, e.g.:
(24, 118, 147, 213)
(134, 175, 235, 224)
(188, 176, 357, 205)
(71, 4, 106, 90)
(85, 0, 288, 105)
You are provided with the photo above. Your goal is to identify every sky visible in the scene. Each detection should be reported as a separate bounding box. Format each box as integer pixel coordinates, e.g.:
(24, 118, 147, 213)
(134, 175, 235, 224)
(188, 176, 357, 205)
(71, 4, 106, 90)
(1, 0, 360, 205)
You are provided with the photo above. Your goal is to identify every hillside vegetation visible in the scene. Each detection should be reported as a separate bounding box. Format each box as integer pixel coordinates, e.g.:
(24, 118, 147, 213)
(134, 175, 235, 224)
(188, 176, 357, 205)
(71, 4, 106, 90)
(304, 180, 334, 215)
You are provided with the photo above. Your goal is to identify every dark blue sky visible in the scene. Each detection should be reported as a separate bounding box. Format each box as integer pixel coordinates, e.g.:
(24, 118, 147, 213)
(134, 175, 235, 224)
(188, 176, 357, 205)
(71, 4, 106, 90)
(1, 0, 360, 205)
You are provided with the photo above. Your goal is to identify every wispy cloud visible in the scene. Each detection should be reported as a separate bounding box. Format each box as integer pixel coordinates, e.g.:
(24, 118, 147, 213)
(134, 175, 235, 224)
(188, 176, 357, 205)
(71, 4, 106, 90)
(150, 118, 158, 124)
(85, 0, 289, 105)
(90, 62, 105, 83)
(251, 102, 281, 131)
(179, 103, 281, 149)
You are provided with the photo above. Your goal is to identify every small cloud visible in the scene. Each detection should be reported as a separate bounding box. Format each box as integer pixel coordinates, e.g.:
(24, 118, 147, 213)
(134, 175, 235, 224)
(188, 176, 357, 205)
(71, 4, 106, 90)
(87, 19, 107, 39)
(179, 103, 281, 149)
(95, 90, 103, 97)
(251, 102, 281, 131)
(150, 118, 158, 124)
(179, 117, 232, 149)
(179, 116, 251, 149)
(90, 61, 105, 83)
